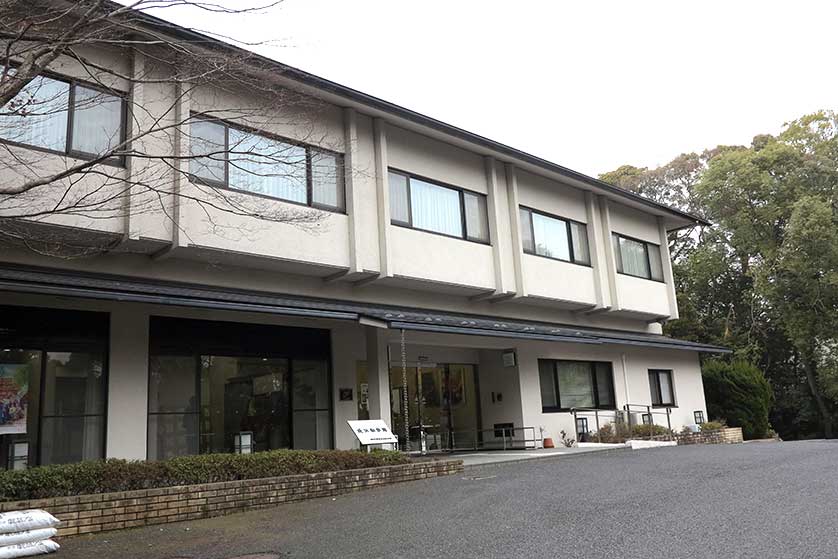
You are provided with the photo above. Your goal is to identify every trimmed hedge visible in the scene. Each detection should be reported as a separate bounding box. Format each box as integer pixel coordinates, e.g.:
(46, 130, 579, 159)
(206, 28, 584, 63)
(702, 360, 772, 439)
(0, 449, 410, 501)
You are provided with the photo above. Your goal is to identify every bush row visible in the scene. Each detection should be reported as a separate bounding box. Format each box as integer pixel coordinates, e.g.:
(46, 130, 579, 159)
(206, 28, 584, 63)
(0, 449, 410, 502)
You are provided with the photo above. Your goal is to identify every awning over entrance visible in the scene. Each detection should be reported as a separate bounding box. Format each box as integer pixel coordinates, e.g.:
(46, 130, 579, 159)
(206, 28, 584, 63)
(0, 265, 730, 354)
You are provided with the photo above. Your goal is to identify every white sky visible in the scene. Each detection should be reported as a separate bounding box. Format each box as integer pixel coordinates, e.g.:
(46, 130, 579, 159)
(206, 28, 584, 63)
(142, 0, 838, 177)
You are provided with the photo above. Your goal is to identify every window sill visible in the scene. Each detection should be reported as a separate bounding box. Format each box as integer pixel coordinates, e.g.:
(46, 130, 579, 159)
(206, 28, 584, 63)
(541, 407, 617, 414)
(523, 250, 592, 268)
(651, 404, 677, 409)
(188, 176, 346, 215)
(390, 222, 491, 246)
(0, 139, 127, 168)
(616, 271, 666, 284)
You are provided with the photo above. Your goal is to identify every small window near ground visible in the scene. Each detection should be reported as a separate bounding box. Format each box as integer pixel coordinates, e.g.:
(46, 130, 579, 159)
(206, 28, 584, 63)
(648, 369, 675, 406)
(694, 410, 705, 424)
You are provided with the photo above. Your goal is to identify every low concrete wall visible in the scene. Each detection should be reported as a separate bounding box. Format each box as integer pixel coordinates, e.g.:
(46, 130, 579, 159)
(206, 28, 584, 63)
(1, 460, 463, 538)
(676, 427, 743, 446)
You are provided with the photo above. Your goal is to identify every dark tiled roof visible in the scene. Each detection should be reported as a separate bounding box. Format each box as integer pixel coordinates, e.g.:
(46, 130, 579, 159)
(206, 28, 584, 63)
(0, 265, 729, 353)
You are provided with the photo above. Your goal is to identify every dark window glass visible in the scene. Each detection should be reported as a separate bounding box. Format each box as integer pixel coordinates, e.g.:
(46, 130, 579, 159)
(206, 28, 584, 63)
(520, 207, 589, 265)
(648, 243, 664, 281)
(40, 351, 106, 465)
(189, 117, 344, 211)
(694, 410, 705, 424)
(539, 360, 615, 412)
(148, 414, 199, 461)
(388, 169, 489, 242)
(148, 355, 197, 413)
(648, 369, 675, 406)
(292, 360, 330, 450)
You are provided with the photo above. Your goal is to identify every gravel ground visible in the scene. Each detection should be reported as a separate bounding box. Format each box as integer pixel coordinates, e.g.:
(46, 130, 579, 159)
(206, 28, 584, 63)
(59, 440, 838, 559)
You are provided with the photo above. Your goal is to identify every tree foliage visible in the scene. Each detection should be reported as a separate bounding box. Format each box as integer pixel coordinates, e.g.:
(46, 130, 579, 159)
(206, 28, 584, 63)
(601, 111, 838, 439)
(701, 360, 772, 439)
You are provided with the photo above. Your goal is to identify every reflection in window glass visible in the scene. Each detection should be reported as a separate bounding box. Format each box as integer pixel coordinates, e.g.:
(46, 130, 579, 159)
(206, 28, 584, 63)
(538, 361, 557, 409)
(40, 351, 106, 465)
(539, 360, 615, 412)
(311, 150, 344, 210)
(0, 74, 69, 152)
(617, 236, 650, 278)
(464, 192, 489, 242)
(520, 208, 534, 253)
(200, 356, 290, 454)
(532, 212, 570, 260)
(228, 128, 307, 203)
(70, 85, 123, 155)
(557, 361, 595, 409)
(189, 119, 226, 183)
(570, 221, 591, 265)
(648, 243, 664, 281)
(389, 172, 410, 224)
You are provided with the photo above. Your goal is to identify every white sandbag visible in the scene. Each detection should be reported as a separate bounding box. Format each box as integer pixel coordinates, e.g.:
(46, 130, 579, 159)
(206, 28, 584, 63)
(0, 529, 57, 548)
(0, 511, 59, 535)
(0, 539, 59, 559)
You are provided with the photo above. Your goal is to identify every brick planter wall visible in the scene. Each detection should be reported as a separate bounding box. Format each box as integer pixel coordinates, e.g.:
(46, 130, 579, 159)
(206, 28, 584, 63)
(675, 427, 744, 446)
(0, 459, 463, 538)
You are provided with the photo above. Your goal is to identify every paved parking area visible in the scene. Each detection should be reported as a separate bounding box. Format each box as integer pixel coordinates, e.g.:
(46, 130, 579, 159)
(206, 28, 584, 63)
(59, 440, 838, 559)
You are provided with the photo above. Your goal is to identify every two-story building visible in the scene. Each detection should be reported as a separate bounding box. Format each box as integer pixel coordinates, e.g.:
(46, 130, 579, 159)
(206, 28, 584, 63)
(0, 3, 726, 467)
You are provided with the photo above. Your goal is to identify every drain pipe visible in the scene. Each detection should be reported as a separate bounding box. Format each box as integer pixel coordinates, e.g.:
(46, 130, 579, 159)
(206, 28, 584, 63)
(621, 353, 630, 419)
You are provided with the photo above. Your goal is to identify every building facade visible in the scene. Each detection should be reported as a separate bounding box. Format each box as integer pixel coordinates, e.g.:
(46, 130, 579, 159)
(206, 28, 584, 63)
(0, 6, 725, 467)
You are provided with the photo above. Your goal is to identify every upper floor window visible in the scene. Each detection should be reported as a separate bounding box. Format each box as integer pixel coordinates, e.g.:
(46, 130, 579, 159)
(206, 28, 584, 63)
(612, 233, 664, 281)
(388, 170, 489, 243)
(189, 116, 345, 212)
(539, 359, 615, 412)
(0, 70, 125, 163)
(648, 369, 675, 406)
(519, 207, 590, 265)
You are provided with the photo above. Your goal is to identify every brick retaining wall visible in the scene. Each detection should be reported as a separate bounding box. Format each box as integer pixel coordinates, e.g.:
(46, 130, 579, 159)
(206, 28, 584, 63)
(0, 459, 463, 538)
(675, 427, 744, 446)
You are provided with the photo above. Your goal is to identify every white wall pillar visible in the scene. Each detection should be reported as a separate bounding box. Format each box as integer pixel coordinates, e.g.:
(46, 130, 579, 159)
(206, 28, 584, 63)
(505, 163, 527, 297)
(598, 196, 621, 311)
(372, 119, 392, 278)
(106, 306, 149, 460)
(657, 216, 680, 320)
(585, 191, 611, 309)
(343, 108, 362, 275)
(484, 157, 510, 295)
(364, 326, 392, 427)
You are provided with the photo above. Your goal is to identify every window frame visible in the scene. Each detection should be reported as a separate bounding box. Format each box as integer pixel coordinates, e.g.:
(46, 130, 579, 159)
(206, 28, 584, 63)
(387, 168, 491, 245)
(519, 206, 591, 267)
(188, 112, 346, 214)
(539, 359, 616, 413)
(648, 368, 676, 407)
(612, 232, 665, 282)
(0, 64, 128, 167)
(694, 410, 705, 424)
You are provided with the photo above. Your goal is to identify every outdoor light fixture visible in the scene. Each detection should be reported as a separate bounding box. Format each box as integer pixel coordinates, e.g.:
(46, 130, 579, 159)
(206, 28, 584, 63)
(234, 431, 253, 454)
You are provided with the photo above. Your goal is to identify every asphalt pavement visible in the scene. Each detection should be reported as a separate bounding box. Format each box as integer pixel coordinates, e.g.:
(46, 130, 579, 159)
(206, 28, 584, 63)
(59, 439, 838, 559)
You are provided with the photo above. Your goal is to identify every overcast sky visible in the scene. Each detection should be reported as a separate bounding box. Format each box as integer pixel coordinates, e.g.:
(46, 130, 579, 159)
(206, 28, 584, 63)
(145, 0, 838, 177)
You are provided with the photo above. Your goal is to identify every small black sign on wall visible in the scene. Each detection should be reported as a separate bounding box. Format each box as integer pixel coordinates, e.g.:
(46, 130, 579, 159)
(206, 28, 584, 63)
(339, 388, 353, 401)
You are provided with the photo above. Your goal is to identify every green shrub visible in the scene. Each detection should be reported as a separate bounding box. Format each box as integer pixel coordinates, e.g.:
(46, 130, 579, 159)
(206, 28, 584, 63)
(630, 424, 672, 438)
(699, 420, 726, 432)
(0, 449, 409, 502)
(702, 360, 773, 439)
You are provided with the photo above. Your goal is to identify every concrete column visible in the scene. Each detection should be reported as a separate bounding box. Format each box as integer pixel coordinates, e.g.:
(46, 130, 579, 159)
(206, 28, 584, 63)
(124, 49, 145, 241)
(343, 108, 361, 275)
(106, 306, 149, 460)
(364, 326, 392, 427)
(171, 79, 190, 248)
(657, 216, 680, 320)
(505, 163, 527, 297)
(598, 196, 621, 311)
(585, 191, 611, 309)
(372, 119, 392, 278)
(484, 157, 510, 295)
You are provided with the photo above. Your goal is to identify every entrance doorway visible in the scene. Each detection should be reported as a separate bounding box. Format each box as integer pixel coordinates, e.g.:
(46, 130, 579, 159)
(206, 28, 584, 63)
(388, 363, 481, 451)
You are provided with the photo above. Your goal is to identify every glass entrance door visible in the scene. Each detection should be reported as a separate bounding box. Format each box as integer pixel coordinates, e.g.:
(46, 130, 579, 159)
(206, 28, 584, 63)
(389, 363, 480, 451)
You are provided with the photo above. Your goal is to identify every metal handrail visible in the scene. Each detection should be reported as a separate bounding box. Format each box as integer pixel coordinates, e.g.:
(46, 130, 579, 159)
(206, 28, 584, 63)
(402, 425, 538, 453)
(571, 404, 673, 442)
